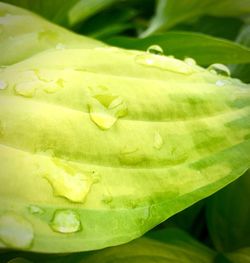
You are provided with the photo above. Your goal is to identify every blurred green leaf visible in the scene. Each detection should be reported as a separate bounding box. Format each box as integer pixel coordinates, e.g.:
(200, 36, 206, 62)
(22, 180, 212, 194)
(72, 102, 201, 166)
(226, 247, 250, 263)
(231, 25, 250, 83)
(68, 0, 116, 27)
(142, 0, 250, 37)
(81, 231, 216, 263)
(172, 16, 243, 41)
(107, 31, 250, 65)
(76, 6, 137, 39)
(206, 170, 250, 252)
(1, 0, 78, 25)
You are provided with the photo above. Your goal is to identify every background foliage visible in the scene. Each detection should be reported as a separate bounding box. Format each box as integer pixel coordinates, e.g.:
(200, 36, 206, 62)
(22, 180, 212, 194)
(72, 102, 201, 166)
(0, 0, 250, 262)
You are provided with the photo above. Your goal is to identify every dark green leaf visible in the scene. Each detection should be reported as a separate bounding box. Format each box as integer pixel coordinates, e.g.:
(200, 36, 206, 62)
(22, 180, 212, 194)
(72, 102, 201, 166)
(226, 247, 250, 263)
(206, 170, 250, 252)
(142, 0, 250, 37)
(107, 31, 250, 65)
(231, 25, 250, 83)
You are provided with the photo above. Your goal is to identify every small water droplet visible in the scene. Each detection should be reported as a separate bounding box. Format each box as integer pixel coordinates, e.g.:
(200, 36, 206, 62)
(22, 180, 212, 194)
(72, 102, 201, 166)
(184, 57, 197, 66)
(147, 45, 164, 55)
(215, 79, 226, 87)
(56, 43, 66, 50)
(44, 159, 96, 203)
(14, 82, 36, 97)
(0, 80, 7, 90)
(43, 79, 64, 93)
(88, 92, 127, 130)
(28, 205, 44, 215)
(135, 53, 194, 75)
(0, 213, 34, 248)
(50, 210, 81, 234)
(208, 63, 230, 77)
(153, 132, 163, 150)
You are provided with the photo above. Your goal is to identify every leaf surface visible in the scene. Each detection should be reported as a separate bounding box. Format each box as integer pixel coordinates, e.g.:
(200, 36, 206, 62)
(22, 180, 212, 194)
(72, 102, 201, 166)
(0, 3, 249, 253)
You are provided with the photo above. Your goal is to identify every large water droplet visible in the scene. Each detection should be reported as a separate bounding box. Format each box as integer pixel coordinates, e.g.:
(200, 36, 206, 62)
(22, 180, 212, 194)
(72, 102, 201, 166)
(44, 159, 96, 203)
(147, 45, 164, 55)
(215, 79, 227, 87)
(56, 43, 66, 50)
(14, 82, 36, 97)
(0, 80, 7, 90)
(28, 205, 44, 215)
(184, 57, 197, 66)
(208, 63, 230, 77)
(89, 92, 127, 130)
(50, 210, 81, 234)
(135, 53, 194, 75)
(153, 132, 163, 150)
(0, 213, 34, 248)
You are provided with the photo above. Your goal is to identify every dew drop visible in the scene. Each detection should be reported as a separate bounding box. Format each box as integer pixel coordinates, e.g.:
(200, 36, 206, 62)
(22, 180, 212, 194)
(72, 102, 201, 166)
(89, 92, 127, 130)
(14, 82, 36, 97)
(0, 213, 34, 249)
(89, 111, 117, 130)
(0, 80, 7, 90)
(28, 205, 44, 215)
(153, 132, 163, 150)
(215, 79, 226, 87)
(135, 53, 194, 75)
(147, 45, 164, 55)
(208, 63, 230, 77)
(184, 57, 197, 66)
(44, 159, 96, 203)
(56, 43, 66, 50)
(50, 210, 81, 234)
(43, 79, 64, 93)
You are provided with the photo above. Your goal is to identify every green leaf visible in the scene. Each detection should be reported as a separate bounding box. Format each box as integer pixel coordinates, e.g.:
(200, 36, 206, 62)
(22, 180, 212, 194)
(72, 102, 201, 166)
(0, 0, 79, 25)
(107, 31, 250, 65)
(142, 0, 250, 37)
(206, 170, 250, 252)
(82, 229, 216, 263)
(231, 25, 250, 83)
(0, 2, 105, 66)
(226, 247, 250, 263)
(68, 0, 116, 27)
(0, 2, 250, 253)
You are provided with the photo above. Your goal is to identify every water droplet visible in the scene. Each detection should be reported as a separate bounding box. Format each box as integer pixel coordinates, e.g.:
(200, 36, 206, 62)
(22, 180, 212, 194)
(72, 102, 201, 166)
(215, 80, 226, 87)
(88, 92, 127, 130)
(135, 53, 194, 75)
(28, 205, 44, 215)
(153, 132, 163, 150)
(184, 57, 197, 66)
(56, 43, 66, 50)
(89, 111, 117, 130)
(50, 210, 81, 234)
(147, 45, 164, 55)
(208, 63, 230, 77)
(43, 79, 64, 93)
(0, 80, 7, 90)
(0, 213, 34, 248)
(44, 159, 96, 203)
(38, 30, 57, 42)
(14, 82, 36, 97)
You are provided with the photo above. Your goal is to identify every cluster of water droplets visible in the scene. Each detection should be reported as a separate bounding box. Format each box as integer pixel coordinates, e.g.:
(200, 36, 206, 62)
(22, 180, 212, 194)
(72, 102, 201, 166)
(135, 45, 195, 75)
